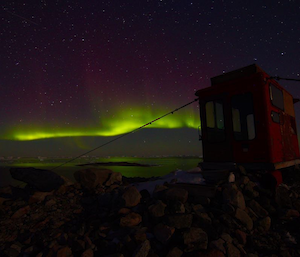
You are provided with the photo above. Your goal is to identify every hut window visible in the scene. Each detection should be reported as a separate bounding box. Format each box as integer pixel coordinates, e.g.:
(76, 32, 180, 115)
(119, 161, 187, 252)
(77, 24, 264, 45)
(205, 100, 225, 142)
(206, 101, 215, 128)
(215, 102, 225, 129)
(231, 93, 256, 141)
(270, 84, 284, 110)
(232, 108, 241, 132)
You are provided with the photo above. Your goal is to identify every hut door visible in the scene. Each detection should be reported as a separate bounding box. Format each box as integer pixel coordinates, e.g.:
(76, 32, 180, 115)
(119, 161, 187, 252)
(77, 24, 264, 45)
(201, 98, 233, 162)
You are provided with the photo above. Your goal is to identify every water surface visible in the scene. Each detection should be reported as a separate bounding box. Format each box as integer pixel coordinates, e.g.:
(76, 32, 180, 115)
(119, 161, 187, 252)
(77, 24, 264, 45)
(0, 157, 202, 187)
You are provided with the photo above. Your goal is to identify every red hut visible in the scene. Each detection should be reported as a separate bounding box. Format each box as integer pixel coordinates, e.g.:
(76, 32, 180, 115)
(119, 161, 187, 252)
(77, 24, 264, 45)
(195, 64, 300, 172)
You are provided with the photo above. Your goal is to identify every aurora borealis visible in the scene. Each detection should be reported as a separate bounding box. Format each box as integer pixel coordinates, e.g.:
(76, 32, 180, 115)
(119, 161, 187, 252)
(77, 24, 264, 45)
(1, 1, 300, 157)
(5, 106, 199, 141)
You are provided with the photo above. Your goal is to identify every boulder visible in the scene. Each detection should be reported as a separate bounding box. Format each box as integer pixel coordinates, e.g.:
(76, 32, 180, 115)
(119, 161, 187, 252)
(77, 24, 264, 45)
(275, 185, 293, 208)
(153, 223, 175, 244)
(167, 214, 193, 229)
(105, 172, 122, 186)
(223, 184, 246, 210)
(122, 186, 142, 207)
(235, 229, 247, 245)
(133, 240, 151, 257)
(243, 181, 259, 199)
(0, 197, 7, 205)
(257, 216, 271, 233)
(81, 249, 94, 257)
(209, 238, 226, 253)
(226, 243, 241, 257)
(166, 247, 183, 257)
(195, 212, 212, 226)
(197, 249, 226, 257)
(168, 201, 185, 214)
(73, 169, 113, 190)
(29, 191, 53, 204)
(183, 227, 208, 251)
(10, 168, 64, 192)
(59, 175, 74, 186)
(165, 188, 188, 203)
(148, 200, 166, 218)
(11, 205, 30, 219)
(57, 246, 72, 257)
(120, 212, 142, 227)
(248, 200, 268, 218)
(235, 208, 253, 231)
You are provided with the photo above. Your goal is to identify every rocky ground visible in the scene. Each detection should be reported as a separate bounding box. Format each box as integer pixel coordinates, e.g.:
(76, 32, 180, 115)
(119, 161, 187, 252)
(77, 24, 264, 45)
(0, 167, 300, 257)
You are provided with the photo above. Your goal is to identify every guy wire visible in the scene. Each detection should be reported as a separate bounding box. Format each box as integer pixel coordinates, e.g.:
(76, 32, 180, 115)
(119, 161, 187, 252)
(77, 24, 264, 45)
(51, 97, 199, 170)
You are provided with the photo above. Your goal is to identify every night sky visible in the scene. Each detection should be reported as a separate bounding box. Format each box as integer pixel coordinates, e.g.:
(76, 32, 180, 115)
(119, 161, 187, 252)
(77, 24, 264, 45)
(1, 1, 300, 157)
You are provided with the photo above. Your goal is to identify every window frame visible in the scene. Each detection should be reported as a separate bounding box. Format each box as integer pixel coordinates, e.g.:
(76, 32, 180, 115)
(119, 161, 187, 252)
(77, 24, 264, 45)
(205, 100, 226, 142)
(269, 83, 284, 111)
(231, 92, 256, 141)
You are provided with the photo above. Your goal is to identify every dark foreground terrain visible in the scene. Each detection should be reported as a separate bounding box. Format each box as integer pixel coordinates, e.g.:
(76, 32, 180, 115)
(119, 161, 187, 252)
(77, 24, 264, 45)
(0, 167, 300, 256)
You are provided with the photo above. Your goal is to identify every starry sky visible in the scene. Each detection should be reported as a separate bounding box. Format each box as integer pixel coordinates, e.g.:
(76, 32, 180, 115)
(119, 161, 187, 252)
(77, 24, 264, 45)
(1, 0, 300, 157)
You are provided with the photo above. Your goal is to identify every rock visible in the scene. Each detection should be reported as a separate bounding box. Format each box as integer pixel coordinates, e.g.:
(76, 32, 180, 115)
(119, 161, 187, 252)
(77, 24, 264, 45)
(11, 205, 30, 219)
(193, 204, 206, 214)
(245, 253, 258, 257)
(222, 203, 236, 214)
(281, 209, 300, 219)
(0, 197, 7, 205)
(228, 172, 235, 183)
(153, 223, 175, 244)
(183, 227, 208, 251)
(57, 246, 72, 257)
(239, 176, 250, 186)
(73, 168, 114, 190)
(248, 200, 268, 218)
(226, 242, 241, 257)
(166, 247, 183, 257)
(118, 208, 131, 215)
(122, 186, 142, 207)
(235, 229, 247, 245)
(29, 191, 53, 204)
(235, 208, 253, 231)
(244, 181, 259, 199)
(223, 184, 246, 210)
(197, 249, 226, 257)
(220, 233, 233, 244)
(105, 172, 122, 186)
(0, 206, 5, 216)
(72, 239, 85, 252)
(7, 243, 22, 257)
(219, 214, 238, 230)
(133, 229, 147, 243)
(4, 247, 20, 257)
(209, 238, 226, 253)
(0, 186, 13, 196)
(133, 240, 151, 257)
(45, 199, 56, 207)
(81, 249, 94, 257)
(195, 212, 212, 226)
(165, 188, 188, 203)
(168, 201, 185, 214)
(10, 167, 64, 192)
(167, 214, 193, 229)
(275, 185, 293, 208)
(55, 185, 68, 195)
(238, 165, 247, 175)
(148, 200, 166, 217)
(120, 212, 142, 227)
(60, 175, 74, 186)
(257, 216, 271, 232)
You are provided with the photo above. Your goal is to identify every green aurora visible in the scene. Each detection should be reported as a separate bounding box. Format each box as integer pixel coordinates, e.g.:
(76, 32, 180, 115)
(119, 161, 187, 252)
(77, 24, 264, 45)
(3, 106, 200, 141)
